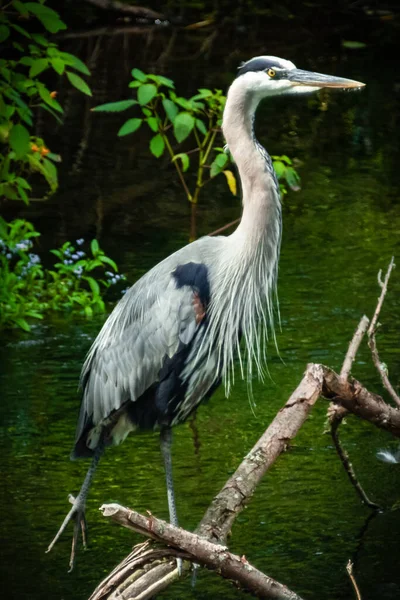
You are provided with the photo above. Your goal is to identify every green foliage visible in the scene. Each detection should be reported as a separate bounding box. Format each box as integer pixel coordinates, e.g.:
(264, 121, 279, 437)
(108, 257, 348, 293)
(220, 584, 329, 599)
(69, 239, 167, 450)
(271, 155, 302, 194)
(93, 71, 232, 214)
(94, 70, 302, 207)
(0, 0, 92, 204)
(0, 218, 126, 331)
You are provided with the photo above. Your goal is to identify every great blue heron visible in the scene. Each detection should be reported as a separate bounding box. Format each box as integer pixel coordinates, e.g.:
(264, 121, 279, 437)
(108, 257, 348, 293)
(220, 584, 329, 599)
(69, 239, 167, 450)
(47, 56, 364, 570)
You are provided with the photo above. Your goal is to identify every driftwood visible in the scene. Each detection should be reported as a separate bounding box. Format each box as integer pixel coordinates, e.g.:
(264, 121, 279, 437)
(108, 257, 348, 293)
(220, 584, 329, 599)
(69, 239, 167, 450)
(89, 260, 398, 600)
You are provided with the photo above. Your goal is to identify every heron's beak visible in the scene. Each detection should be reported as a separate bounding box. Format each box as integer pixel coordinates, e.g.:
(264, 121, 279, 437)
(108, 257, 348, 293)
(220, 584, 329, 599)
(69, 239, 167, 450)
(287, 69, 365, 89)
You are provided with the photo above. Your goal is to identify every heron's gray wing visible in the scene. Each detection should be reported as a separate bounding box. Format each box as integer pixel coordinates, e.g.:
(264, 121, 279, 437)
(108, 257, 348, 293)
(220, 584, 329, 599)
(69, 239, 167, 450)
(75, 263, 208, 445)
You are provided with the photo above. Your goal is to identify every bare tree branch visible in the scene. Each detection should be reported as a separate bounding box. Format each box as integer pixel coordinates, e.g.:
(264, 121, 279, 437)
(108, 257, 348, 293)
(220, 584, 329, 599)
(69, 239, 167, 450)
(99, 504, 304, 600)
(340, 315, 370, 381)
(346, 560, 362, 600)
(329, 314, 380, 509)
(367, 258, 400, 407)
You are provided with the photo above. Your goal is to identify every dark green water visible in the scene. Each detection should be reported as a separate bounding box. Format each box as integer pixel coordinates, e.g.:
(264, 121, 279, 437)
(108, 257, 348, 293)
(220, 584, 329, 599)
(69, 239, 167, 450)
(1, 22, 400, 600)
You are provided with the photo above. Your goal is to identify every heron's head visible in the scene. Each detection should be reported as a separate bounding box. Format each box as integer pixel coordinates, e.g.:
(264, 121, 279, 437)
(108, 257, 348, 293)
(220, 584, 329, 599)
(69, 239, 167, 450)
(236, 56, 365, 98)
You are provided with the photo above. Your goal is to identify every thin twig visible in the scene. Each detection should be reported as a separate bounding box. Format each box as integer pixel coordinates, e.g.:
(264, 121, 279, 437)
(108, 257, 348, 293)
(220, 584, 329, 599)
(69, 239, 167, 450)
(329, 315, 379, 508)
(208, 217, 240, 237)
(340, 315, 370, 381)
(367, 258, 400, 407)
(330, 416, 381, 510)
(346, 560, 362, 600)
(367, 257, 395, 337)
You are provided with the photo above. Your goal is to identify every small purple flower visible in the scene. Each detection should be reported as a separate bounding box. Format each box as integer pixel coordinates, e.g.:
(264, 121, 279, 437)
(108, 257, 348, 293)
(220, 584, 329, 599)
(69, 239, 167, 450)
(76, 238, 84, 246)
(6, 252, 12, 259)
(77, 250, 86, 258)
(71, 253, 79, 260)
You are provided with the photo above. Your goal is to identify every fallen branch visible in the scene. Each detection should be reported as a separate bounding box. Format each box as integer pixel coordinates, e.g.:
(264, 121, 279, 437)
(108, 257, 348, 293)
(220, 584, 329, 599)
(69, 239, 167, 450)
(90, 359, 400, 599)
(99, 504, 304, 600)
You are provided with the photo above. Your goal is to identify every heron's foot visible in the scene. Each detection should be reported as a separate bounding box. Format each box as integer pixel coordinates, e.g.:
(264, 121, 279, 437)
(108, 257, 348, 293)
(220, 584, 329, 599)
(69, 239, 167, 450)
(46, 493, 87, 572)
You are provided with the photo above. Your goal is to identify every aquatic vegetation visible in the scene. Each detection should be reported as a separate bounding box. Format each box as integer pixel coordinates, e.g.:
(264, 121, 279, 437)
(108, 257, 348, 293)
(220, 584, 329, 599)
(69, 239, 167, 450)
(0, 218, 125, 331)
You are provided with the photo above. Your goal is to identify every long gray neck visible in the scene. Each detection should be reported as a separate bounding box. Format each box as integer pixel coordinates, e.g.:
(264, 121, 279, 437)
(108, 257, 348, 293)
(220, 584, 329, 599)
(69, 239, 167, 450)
(222, 78, 281, 251)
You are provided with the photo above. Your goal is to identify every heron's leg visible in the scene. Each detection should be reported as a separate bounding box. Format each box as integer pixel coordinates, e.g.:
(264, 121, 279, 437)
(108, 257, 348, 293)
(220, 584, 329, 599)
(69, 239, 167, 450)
(160, 426, 182, 575)
(47, 441, 104, 571)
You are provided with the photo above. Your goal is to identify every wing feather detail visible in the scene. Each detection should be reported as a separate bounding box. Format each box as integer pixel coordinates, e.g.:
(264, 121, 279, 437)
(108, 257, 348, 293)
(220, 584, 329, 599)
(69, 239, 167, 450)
(74, 264, 208, 445)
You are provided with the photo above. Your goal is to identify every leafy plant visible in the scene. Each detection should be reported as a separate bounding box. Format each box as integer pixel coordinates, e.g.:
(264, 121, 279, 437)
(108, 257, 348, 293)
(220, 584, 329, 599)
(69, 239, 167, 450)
(0, 0, 92, 204)
(0, 217, 126, 331)
(93, 69, 301, 239)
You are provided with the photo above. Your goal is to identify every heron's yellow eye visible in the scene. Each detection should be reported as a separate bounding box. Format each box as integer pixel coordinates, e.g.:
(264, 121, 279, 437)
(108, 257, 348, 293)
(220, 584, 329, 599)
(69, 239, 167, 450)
(267, 68, 276, 78)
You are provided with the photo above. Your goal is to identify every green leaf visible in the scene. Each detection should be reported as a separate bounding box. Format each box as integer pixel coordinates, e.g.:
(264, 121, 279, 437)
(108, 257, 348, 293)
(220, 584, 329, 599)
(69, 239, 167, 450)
(36, 83, 63, 113)
(99, 256, 118, 271)
(46, 152, 62, 163)
(39, 102, 64, 124)
(128, 81, 141, 88)
(84, 305, 93, 318)
(51, 58, 65, 75)
(138, 84, 157, 106)
(149, 134, 165, 158)
(195, 119, 207, 135)
(31, 33, 49, 47)
(15, 318, 30, 331)
(17, 185, 29, 203)
(341, 40, 367, 49)
(16, 177, 31, 190)
(58, 52, 90, 76)
(10, 23, 31, 38)
(117, 118, 142, 136)
(0, 25, 10, 43)
(284, 167, 301, 191)
(66, 71, 92, 96)
(148, 74, 175, 89)
(146, 117, 159, 132)
(9, 124, 30, 159)
(131, 68, 147, 82)
(91, 239, 99, 256)
(210, 153, 228, 177)
(24, 3, 67, 33)
(13, 1, 29, 16)
(19, 56, 34, 67)
(172, 153, 190, 172)
(272, 160, 285, 178)
(17, 107, 33, 126)
(41, 157, 58, 187)
(162, 98, 178, 123)
(92, 100, 138, 113)
(173, 112, 195, 143)
(29, 58, 49, 78)
(85, 276, 100, 296)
